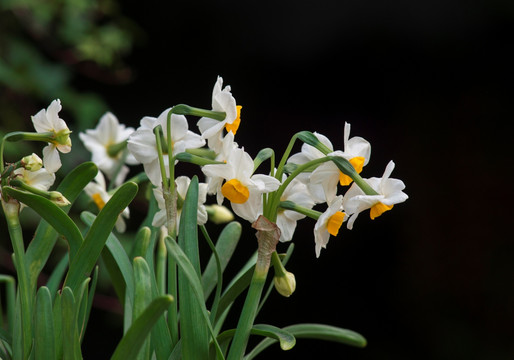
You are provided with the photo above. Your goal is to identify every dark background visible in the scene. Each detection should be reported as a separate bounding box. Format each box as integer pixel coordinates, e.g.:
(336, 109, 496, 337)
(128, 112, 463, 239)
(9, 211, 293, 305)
(2, 0, 514, 359)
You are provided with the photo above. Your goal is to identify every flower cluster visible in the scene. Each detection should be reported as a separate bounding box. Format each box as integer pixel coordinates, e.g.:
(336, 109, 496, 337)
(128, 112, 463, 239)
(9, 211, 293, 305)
(78, 75, 408, 258)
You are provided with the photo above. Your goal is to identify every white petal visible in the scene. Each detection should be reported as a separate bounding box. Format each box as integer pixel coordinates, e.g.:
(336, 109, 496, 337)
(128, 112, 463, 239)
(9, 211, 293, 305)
(42, 145, 62, 173)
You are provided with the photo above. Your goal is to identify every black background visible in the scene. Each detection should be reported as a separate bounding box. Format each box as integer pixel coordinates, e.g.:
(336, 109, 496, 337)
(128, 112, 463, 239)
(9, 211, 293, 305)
(24, 0, 514, 358)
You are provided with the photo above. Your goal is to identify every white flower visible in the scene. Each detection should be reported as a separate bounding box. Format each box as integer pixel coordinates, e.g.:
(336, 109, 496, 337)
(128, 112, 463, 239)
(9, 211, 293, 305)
(84, 172, 130, 233)
(14, 167, 55, 192)
(197, 76, 242, 152)
(13, 167, 56, 210)
(286, 132, 334, 203)
(205, 131, 238, 197)
(310, 122, 371, 202)
(276, 177, 315, 242)
(343, 161, 408, 230)
(127, 108, 205, 186)
(31, 99, 71, 173)
(79, 112, 138, 186)
(313, 195, 346, 258)
(152, 176, 208, 230)
(202, 147, 280, 222)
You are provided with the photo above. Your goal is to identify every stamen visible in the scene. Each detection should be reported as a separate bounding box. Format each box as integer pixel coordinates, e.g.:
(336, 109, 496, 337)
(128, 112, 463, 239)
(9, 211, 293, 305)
(221, 178, 249, 204)
(326, 211, 345, 236)
(225, 105, 242, 135)
(370, 202, 393, 220)
(92, 193, 106, 210)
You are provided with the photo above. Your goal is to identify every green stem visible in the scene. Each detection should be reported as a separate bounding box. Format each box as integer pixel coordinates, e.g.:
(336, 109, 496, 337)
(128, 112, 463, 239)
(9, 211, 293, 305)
(2, 199, 33, 359)
(266, 156, 334, 221)
(278, 200, 321, 220)
(153, 125, 169, 190)
(171, 104, 226, 121)
(226, 265, 267, 360)
(274, 132, 301, 182)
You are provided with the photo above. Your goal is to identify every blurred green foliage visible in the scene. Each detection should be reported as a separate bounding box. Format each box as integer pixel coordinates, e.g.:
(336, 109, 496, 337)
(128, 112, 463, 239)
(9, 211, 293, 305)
(0, 0, 139, 131)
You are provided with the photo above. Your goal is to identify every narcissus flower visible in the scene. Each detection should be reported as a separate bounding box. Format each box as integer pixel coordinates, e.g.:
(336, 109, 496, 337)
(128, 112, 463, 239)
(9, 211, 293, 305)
(202, 147, 280, 222)
(84, 172, 130, 233)
(310, 122, 371, 201)
(127, 108, 205, 186)
(152, 176, 208, 230)
(276, 177, 315, 242)
(31, 99, 71, 173)
(197, 76, 242, 153)
(79, 112, 139, 186)
(313, 195, 346, 257)
(343, 160, 408, 230)
(286, 132, 334, 203)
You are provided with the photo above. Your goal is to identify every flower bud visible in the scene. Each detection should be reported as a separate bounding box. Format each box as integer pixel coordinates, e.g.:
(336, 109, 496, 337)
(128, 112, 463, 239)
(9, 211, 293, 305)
(48, 191, 71, 206)
(206, 204, 234, 224)
(21, 153, 43, 171)
(273, 271, 296, 297)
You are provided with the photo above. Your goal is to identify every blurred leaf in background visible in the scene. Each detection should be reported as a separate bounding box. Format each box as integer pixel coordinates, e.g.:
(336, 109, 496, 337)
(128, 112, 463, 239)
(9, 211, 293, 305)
(0, 0, 141, 133)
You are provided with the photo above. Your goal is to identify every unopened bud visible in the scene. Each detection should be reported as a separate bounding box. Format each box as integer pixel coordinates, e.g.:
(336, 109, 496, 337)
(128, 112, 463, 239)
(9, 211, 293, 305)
(21, 153, 43, 171)
(48, 191, 71, 207)
(206, 204, 234, 224)
(273, 271, 296, 297)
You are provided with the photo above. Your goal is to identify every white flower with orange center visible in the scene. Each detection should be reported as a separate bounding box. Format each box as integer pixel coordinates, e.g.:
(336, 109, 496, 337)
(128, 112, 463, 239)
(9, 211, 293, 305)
(202, 147, 280, 222)
(313, 195, 346, 257)
(197, 76, 242, 153)
(152, 176, 208, 230)
(31, 99, 72, 173)
(79, 112, 138, 186)
(84, 172, 130, 233)
(342, 160, 408, 230)
(310, 122, 371, 202)
(127, 108, 205, 186)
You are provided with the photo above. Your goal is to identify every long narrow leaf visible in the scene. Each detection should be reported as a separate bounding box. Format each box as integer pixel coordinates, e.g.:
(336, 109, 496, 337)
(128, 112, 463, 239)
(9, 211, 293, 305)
(0, 275, 16, 334)
(25, 162, 97, 286)
(34, 287, 56, 360)
(177, 176, 210, 359)
(3, 187, 83, 260)
(65, 182, 138, 292)
(202, 221, 242, 300)
(165, 237, 224, 359)
(61, 287, 81, 360)
(110, 295, 174, 360)
(133, 257, 152, 360)
(45, 255, 68, 302)
(217, 324, 295, 354)
(244, 323, 367, 359)
(80, 211, 135, 331)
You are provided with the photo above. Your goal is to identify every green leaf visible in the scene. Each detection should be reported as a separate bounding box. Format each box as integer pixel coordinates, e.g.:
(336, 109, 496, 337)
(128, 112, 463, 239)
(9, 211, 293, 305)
(130, 226, 152, 259)
(165, 236, 224, 360)
(34, 286, 56, 360)
(3, 186, 83, 261)
(65, 181, 138, 292)
(45, 255, 68, 302)
(217, 324, 295, 354)
(25, 161, 98, 285)
(61, 287, 82, 360)
(80, 211, 135, 332)
(176, 176, 210, 360)
(202, 221, 242, 300)
(110, 295, 174, 360)
(244, 323, 367, 359)
(132, 257, 152, 360)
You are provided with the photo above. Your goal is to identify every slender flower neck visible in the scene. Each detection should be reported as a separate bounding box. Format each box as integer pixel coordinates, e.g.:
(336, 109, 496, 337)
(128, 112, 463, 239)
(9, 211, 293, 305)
(107, 140, 128, 158)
